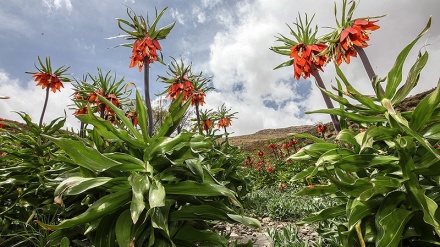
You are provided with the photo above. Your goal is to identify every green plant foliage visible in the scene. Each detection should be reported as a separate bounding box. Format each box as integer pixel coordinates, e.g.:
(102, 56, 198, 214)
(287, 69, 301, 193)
(0, 113, 86, 246)
(36, 90, 259, 246)
(267, 225, 327, 247)
(289, 18, 440, 246)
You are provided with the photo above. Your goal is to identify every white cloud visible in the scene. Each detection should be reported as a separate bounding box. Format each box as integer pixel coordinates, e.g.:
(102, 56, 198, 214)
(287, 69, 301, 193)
(204, 0, 440, 136)
(192, 6, 206, 24)
(42, 0, 73, 14)
(171, 8, 185, 25)
(0, 70, 78, 130)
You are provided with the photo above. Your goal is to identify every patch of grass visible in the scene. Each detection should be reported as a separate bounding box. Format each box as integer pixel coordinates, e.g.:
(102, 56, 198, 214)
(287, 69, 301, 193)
(242, 185, 337, 221)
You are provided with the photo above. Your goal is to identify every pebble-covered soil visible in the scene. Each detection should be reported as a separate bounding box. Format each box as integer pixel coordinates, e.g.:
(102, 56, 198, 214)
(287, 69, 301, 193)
(215, 217, 319, 246)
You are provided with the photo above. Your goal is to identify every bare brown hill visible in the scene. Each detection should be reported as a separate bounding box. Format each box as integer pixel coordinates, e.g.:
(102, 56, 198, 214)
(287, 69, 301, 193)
(227, 88, 436, 153)
(1, 88, 436, 152)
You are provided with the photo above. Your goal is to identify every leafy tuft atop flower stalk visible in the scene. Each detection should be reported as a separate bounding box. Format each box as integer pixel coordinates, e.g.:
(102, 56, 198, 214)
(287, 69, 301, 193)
(26, 56, 70, 127)
(115, 7, 175, 71)
(270, 14, 328, 80)
(323, 0, 383, 66)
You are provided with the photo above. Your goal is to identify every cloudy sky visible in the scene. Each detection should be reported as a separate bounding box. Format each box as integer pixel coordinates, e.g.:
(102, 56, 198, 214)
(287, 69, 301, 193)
(0, 0, 439, 136)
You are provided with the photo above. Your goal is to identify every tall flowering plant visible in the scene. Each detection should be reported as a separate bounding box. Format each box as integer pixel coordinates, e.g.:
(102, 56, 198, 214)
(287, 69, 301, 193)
(158, 58, 213, 134)
(216, 104, 237, 140)
(271, 14, 340, 132)
(71, 69, 131, 136)
(323, 0, 384, 93)
(289, 18, 438, 246)
(115, 7, 175, 136)
(26, 56, 70, 127)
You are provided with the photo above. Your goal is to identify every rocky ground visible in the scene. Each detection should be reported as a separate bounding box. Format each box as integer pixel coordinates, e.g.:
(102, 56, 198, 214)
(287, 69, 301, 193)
(215, 217, 319, 246)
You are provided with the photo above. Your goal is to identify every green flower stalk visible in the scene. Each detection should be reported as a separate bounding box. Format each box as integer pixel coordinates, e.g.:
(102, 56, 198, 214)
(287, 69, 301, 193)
(115, 7, 175, 137)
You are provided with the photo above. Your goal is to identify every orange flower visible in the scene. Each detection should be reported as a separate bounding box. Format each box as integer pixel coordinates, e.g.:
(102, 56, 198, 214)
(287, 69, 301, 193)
(268, 143, 278, 150)
(266, 165, 275, 173)
(289, 139, 297, 146)
(32, 72, 64, 93)
(202, 119, 213, 131)
(129, 35, 162, 72)
(217, 117, 231, 129)
(257, 150, 264, 157)
(74, 107, 88, 115)
(166, 83, 184, 100)
(278, 183, 287, 192)
(191, 89, 206, 106)
(73, 92, 83, 100)
(336, 19, 380, 65)
(183, 81, 194, 101)
(126, 111, 138, 126)
(290, 43, 328, 80)
(317, 124, 327, 134)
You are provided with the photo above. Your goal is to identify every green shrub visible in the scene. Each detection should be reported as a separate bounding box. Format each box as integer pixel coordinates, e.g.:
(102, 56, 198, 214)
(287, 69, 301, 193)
(290, 18, 440, 246)
(35, 91, 259, 246)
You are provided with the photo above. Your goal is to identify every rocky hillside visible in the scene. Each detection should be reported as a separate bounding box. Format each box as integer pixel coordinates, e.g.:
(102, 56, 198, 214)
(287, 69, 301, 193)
(227, 88, 436, 152)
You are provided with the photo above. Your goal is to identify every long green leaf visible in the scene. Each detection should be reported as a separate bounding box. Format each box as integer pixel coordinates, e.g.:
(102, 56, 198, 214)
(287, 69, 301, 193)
(385, 17, 431, 98)
(149, 178, 165, 208)
(298, 204, 346, 224)
(392, 51, 429, 105)
(129, 173, 150, 223)
(55, 177, 113, 196)
(116, 210, 133, 247)
(376, 209, 414, 247)
(134, 90, 150, 143)
(164, 181, 239, 206)
(36, 191, 130, 230)
(308, 108, 386, 123)
(411, 188, 440, 236)
(409, 79, 440, 131)
(96, 94, 144, 141)
(44, 136, 122, 172)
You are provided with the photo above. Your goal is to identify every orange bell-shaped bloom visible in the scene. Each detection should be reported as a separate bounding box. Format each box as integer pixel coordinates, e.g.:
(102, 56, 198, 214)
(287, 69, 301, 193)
(317, 124, 327, 134)
(32, 72, 64, 93)
(336, 19, 380, 65)
(129, 35, 162, 72)
(290, 43, 328, 80)
(202, 119, 213, 131)
(74, 107, 88, 115)
(191, 90, 206, 106)
(217, 117, 231, 129)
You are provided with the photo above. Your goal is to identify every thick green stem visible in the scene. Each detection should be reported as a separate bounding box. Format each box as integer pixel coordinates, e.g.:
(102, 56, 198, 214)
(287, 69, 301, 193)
(355, 46, 385, 95)
(195, 103, 202, 134)
(311, 65, 341, 133)
(39, 86, 50, 128)
(144, 57, 154, 137)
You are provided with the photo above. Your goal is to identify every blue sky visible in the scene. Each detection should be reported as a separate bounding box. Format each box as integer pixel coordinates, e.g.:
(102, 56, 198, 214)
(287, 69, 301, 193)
(1, 0, 439, 135)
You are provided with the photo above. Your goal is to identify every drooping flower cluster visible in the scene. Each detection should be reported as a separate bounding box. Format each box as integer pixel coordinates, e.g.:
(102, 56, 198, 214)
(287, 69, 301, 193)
(125, 111, 139, 126)
(202, 119, 213, 131)
(73, 90, 121, 120)
(32, 72, 64, 93)
(290, 43, 328, 80)
(217, 117, 232, 129)
(317, 124, 326, 134)
(165, 76, 194, 101)
(191, 90, 206, 107)
(130, 35, 162, 72)
(335, 19, 380, 65)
